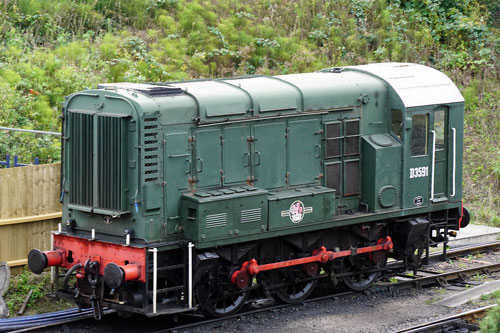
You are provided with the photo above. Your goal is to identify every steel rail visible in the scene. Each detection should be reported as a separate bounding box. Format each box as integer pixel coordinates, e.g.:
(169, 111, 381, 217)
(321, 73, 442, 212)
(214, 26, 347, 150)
(427, 241, 500, 262)
(395, 304, 494, 333)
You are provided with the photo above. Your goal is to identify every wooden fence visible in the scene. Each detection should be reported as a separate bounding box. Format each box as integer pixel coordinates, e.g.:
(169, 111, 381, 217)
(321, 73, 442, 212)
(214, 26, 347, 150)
(0, 163, 61, 274)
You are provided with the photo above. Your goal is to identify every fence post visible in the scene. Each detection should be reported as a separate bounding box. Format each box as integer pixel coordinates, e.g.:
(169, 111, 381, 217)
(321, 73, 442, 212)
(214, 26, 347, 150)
(1, 155, 39, 168)
(0, 155, 10, 168)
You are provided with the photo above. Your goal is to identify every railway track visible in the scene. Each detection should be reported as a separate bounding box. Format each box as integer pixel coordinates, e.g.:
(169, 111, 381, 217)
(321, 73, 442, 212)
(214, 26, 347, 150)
(395, 304, 494, 333)
(3, 241, 500, 333)
(161, 261, 500, 332)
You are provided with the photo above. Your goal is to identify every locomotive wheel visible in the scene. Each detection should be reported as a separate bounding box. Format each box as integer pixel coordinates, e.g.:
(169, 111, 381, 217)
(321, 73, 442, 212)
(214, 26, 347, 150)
(195, 268, 251, 317)
(270, 268, 318, 304)
(114, 287, 135, 318)
(198, 285, 250, 317)
(340, 254, 387, 291)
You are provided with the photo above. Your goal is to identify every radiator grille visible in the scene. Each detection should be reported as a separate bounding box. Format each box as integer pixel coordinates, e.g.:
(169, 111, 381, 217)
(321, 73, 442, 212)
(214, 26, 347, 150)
(68, 112, 94, 207)
(206, 213, 227, 228)
(326, 162, 341, 195)
(142, 117, 161, 183)
(240, 208, 262, 223)
(345, 160, 360, 195)
(97, 115, 127, 211)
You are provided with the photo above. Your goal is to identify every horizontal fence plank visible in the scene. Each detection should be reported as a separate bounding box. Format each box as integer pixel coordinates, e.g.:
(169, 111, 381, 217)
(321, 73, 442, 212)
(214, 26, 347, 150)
(0, 163, 61, 219)
(0, 164, 61, 273)
(0, 218, 59, 266)
(0, 212, 62, 227)
(7, 259, 27, 267)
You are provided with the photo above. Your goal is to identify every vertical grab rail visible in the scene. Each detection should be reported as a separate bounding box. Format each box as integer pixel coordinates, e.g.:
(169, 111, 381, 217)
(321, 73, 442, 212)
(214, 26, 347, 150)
(451, 128, 456, 197)
(188, 242, 194, 308)
(430, 130, 436, 201)
(149, 248, 158, 314)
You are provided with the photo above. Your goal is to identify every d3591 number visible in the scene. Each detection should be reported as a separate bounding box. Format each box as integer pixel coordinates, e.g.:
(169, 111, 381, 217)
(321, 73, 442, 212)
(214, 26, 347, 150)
(409, 166, 428, 179)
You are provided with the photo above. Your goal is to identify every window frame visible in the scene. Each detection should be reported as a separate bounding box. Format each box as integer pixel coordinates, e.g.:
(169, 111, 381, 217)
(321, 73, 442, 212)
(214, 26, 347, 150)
(410, 113, 429, 157)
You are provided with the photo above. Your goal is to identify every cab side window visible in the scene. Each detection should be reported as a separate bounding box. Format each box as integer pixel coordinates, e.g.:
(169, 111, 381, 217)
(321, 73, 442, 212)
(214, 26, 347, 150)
(411, 114, 428, 156)
(391, 109, 403, 140)
(434, 109, 446, 150)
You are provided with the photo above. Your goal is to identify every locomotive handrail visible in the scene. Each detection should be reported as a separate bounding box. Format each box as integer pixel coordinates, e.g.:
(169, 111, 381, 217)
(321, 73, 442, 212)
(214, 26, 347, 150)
(430, 130, 436, 201)
(188, 242, 194, 308)
(451, 127, 456, 197)
(149, 248, 158, 314)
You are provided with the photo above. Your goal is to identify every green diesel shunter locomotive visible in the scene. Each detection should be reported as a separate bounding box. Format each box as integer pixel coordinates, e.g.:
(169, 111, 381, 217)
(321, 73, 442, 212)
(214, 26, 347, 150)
(28, 62, 470, 318)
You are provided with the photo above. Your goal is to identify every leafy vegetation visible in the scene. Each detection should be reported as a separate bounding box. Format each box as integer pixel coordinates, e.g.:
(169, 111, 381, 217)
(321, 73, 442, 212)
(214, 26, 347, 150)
(480, 290, 500, 332)
(0, 0, 498, 222)
(0, 0, 499, 319)
(4, 269, 72, 316)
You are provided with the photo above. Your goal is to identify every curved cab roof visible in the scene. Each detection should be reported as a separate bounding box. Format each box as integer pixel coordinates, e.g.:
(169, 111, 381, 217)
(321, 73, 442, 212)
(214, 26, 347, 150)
(345, 62, 464, 108)
(93, 63, 463, 121)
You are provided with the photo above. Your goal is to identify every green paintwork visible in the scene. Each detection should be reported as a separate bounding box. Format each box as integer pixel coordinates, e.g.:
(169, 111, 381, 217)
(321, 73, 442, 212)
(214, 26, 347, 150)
(60, 64, 465, 250)
(180, 187, 268, 243)
(361, 134, 401, 212)
(268, 186, 335, 231)
(253, 122, 287, 188)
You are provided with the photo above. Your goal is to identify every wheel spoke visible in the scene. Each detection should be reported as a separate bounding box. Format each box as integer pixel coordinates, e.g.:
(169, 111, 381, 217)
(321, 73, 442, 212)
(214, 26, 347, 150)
(340, 254, 387, 291)
(195, 268, 250, 317)
(270, 269, 317, 304)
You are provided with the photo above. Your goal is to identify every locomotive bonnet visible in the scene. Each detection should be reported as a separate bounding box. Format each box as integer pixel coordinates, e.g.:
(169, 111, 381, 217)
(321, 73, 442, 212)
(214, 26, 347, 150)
(28, 62, 470, 318)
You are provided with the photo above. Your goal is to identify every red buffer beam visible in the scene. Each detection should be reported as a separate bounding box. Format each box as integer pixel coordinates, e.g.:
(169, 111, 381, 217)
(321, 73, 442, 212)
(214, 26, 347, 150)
(231, 236, 393, 288)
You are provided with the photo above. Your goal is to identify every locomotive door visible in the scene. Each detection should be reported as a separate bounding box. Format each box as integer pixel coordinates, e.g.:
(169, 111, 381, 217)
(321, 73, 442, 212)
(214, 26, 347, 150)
(195, 128, 222, 188)
(164, 131, 190, 234)
(404, 109, 432, 208)
(253, 122, 286, 189)
(222, 125, 251, 185)
(404, 107, 450, 208)
(432, 107, 448, 202)
(288, 118, 322, 186)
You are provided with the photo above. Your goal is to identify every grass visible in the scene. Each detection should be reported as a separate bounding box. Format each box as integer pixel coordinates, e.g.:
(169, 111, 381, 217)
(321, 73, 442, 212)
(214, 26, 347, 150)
(480, 290, 500, 332)
(4, 269, 73, 317)
(480, 290, 500, 302)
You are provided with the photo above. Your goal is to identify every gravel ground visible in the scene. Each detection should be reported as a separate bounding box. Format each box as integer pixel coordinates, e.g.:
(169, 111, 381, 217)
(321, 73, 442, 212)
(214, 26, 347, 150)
(198, 289, 457, 333)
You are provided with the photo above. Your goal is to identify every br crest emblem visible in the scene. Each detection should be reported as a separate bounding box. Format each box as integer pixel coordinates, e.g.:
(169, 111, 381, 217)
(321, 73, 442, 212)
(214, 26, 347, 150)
(281, 200, 313, 223)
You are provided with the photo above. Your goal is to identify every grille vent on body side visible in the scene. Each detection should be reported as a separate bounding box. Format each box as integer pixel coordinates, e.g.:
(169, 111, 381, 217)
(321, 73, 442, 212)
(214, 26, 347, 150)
(240, 208, 262, 223)
(68, 111, 94, 207)
(97, 115, 128, 211)
(206, 213, 227, 228)
(141, 117, 161, 184)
